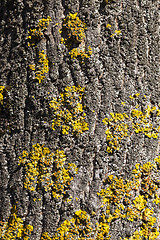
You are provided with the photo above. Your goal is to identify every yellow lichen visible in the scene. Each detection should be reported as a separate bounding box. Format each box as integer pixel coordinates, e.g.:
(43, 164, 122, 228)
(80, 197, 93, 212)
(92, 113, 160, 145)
(106, 24, 121, 38)
(103, 96, 160, 153)
(49, 85, 89, 135)
(69, 46, 92, 62)
(33, 158, 159, 239)
(27, 16, 51, 47)
(19, 144, 78, 199)
(60, 13, 92, 62)
(29, 50, 49, 83)
(61, 13, 86, 47)
(154, 156, 160, 168)
(0, 205, 33, 240)
(97, 159, 160, 240)
(52, 209, 110, 240)
(41, 232, 52, 240)
(0, 86, 5, 104)
(110, 29, 121, 37)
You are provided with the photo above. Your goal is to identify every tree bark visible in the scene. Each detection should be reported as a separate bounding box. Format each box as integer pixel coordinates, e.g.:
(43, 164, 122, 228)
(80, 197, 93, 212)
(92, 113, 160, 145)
(0, 0, 159, 239)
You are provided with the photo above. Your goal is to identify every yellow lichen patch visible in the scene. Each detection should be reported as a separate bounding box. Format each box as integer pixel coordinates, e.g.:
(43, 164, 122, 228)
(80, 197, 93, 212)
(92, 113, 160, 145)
(27, 16, 51, 47)
(0, 86, 5, 104)
(97, 159, 160, 240)
(60, 13, 92, 61)
(131, 105, 159, 138)
(106, 24, 111, 28)
(19, 144, 78, 199)
(41, 232, 52, 240)
(53, 210, 94, 240)
(140, 161, 155, 174)
(96, 222, 110, 240)
(106, 24, 121, 38)
(49, 85, 89, 135)
(44, 209, 111, 239)
(37, 156, 159, 240)
(61, 13, 86, 47)
(29, 50, 49, 83)
(29, 64, 35, 71)
(110, 29, 121, 37)
(103, 98, 160, 153)
(154, 156, 160, 168)
(133, 195, 146, 211)
(69, 46, 92, 63)
(0, 205, 33, 240)
(102, 113, 129, 153)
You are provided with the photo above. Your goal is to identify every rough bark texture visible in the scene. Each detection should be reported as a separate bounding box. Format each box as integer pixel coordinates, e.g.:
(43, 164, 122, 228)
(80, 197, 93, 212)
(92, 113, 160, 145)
(0, 0, 159, 239)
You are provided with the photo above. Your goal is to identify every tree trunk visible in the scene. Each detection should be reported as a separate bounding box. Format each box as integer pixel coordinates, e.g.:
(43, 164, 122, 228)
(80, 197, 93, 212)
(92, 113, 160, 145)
(0, 0, 159, 239)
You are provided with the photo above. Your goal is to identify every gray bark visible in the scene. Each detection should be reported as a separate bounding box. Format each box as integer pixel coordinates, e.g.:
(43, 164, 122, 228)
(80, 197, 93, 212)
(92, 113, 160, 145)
(0, 0, 159, 239)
